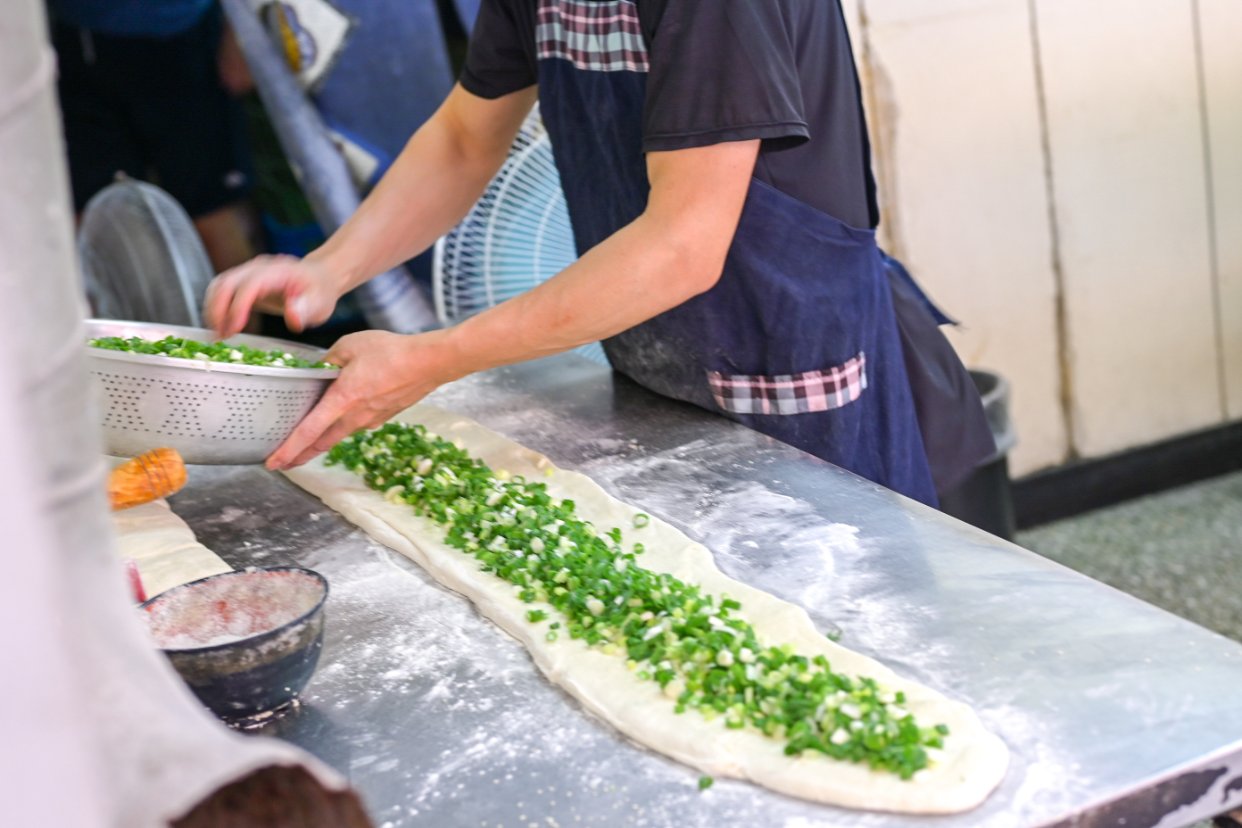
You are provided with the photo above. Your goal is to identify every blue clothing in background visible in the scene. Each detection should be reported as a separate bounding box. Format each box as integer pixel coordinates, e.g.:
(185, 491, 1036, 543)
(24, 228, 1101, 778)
(48, 0, 214, 37)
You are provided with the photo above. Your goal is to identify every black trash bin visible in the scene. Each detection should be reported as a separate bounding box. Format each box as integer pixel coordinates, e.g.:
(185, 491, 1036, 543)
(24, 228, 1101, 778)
(938, 370, 1017, 540)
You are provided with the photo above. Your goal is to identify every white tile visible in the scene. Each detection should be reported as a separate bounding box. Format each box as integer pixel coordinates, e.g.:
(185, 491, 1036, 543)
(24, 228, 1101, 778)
(1035, 0, 1222, 456)
(861, 0, 1068, 474)
(839, 0, 862, 40)
(1199, 0, 1242, 418)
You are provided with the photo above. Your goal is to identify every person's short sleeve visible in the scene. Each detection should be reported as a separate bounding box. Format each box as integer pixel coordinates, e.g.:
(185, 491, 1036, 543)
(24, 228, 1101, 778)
(461, 0, 538, 99)
(642, 1, 809, 153)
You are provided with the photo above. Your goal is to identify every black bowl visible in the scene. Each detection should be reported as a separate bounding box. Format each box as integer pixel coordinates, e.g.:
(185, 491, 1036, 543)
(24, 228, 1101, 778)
(140, 566, 329, 723)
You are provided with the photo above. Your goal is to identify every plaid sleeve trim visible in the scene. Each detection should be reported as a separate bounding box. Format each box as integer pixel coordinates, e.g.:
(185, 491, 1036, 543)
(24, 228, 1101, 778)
(536, 0, 649, 73)
(707, 353, 868, 416)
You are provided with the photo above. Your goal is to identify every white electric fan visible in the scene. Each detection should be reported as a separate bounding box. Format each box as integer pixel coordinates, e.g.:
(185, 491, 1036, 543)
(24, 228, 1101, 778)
(432, 107, 608, 364)
(78, 178, 216, 327)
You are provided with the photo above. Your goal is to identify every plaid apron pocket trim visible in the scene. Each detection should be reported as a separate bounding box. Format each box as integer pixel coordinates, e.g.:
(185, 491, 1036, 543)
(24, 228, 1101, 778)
(707, 352, 868, 415)
(536, 0, 649, 73)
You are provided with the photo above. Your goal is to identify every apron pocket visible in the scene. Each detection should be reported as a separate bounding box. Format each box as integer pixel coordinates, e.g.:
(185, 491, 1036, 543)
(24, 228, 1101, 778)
(706, 352, 868, 415)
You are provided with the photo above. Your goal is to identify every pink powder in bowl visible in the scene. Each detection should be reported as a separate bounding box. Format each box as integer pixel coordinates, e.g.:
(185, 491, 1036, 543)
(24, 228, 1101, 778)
(143, 567, 327, 651)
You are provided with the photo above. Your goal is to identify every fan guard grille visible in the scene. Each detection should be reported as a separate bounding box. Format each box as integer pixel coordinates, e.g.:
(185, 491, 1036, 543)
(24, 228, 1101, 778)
(433, 109, 606, 365)
(78, 179, 214, 328)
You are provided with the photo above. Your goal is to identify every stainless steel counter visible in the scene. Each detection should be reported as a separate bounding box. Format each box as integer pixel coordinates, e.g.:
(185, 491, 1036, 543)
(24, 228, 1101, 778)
(170, 356, 1242, 828)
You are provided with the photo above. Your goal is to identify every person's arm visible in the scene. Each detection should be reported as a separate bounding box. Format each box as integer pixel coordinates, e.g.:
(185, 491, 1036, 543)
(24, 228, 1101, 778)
(204, 83, 538, 337)
(266, 138, 760, 470)
(446, 139, 759, 366)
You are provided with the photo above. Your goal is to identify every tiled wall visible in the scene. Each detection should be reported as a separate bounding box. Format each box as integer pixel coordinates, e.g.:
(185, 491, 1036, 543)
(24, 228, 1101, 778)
(1201, 0, 1242, 419)
(848, 0, 1241, 475)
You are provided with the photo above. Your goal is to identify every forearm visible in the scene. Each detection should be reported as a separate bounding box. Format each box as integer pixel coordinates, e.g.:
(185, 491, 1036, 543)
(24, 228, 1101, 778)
(433, 141, 759, 381)
(307, 85, 536, 293)
(438, 211, 722, 378)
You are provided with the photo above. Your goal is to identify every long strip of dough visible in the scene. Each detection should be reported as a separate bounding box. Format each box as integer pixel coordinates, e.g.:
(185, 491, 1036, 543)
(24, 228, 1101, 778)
(284, 404, 1008, 814)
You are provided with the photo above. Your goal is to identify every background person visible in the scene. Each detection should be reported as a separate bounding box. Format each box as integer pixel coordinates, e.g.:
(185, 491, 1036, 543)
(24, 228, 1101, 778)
(49, 0, 259, 272)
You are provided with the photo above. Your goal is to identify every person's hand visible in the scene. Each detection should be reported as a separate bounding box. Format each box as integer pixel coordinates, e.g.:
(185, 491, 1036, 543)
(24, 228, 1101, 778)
(205, 255, 342, 339)
(266, 329, 460, 471)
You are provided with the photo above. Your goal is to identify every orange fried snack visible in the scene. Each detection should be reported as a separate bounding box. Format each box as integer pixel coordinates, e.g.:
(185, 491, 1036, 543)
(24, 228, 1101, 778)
(108, 448, 188, 511)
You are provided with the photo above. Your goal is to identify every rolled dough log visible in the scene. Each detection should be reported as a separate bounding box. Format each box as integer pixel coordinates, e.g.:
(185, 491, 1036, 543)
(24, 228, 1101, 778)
(284, 404, 1008, 813)
(112, 499, 231, 598)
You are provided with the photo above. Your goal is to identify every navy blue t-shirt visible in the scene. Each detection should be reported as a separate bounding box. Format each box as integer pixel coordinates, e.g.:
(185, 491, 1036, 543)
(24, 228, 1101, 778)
(461, 0, 879, 230)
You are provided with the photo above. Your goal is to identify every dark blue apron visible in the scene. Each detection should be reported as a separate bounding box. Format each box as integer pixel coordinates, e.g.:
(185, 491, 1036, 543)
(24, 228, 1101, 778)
(536, 1, 938, 506)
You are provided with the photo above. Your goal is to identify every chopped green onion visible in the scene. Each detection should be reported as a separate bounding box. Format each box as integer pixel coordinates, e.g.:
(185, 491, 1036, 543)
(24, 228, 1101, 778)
(88, 335, 332, 369)
(698, 775, 714, 790)
(325, 423, 947, 780)
(633, 513, 651, 529)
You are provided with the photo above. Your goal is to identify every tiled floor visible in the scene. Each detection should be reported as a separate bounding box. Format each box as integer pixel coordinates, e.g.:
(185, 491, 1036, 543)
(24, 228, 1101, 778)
(1018, 470, 1242, 643)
